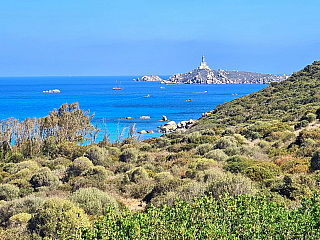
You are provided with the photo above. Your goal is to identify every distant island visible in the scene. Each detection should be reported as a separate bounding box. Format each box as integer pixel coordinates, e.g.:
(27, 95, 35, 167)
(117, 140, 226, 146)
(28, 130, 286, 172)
(136, 55, 290, 84)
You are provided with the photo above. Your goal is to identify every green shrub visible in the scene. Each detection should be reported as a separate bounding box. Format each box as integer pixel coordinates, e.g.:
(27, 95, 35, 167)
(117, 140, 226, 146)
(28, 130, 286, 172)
(305, 113, 317, 123)
(143, 179, 188, 203)
(84, 145, 112, 167)
(243, 165, 274, 181)
(106, 147, 121, 157)
(30, 167, 59, 191)
(190, 158, 217, 171)
(28, 198, 90, 239)
(204, 149, 228, 161)
(8, 212, 31, 227)
(7, 153, 24, 163)
(52, 141, 87, 160)
(16, 160, 40, 172)
(53, 156, 72, 165)
(186, 132, 216, 144)
(126, 167, 149, 183)
(67, 157, 94, 178)
(154, 172, 174, 182)
(203, 169, 225, 183)
(138, 153, 154, 162)
(115, 163, 134, 174)
(68, 187, 118, 215)
(196, 143, 214, 155)
(139, 143, 152, 151)
(0, 196, 44, 226)
(256, 140, 270, 149)
(223, 155, 254, 174)
(215, 136, 237, 149)
(119, 148, 139, 163)
(3, 163, 18, 174)
(0, 184, 20, 201)
(9, 168, 32, 182)
(81, 166, 111, 182)
(206, 173, 256, 199)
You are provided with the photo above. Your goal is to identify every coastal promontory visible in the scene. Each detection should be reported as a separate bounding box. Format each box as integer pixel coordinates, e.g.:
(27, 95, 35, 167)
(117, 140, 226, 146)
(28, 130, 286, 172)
(139, 55, 289, 84)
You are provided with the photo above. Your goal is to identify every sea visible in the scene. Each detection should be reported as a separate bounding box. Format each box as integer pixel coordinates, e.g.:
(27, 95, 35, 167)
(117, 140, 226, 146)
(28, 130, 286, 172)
(0, 76, 267, 142)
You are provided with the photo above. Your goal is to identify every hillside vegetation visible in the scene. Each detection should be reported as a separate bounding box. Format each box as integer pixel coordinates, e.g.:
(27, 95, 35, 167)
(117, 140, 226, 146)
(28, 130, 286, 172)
(1, 61, 320, 239)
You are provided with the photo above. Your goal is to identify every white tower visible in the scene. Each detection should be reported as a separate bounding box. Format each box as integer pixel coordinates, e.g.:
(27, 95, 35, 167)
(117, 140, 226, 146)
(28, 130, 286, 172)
(199, 55, 210, 69)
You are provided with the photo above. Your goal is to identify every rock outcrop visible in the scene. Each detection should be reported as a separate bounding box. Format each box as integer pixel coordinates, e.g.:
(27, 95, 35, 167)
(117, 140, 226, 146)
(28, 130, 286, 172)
(162, 68, 289, 85)
(134, 76, 163, 82)
(158, 119, 195, 133)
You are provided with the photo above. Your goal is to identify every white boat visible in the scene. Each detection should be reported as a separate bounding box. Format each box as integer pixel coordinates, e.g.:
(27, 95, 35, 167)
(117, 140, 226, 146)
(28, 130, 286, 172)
(113, 80, 123, 90)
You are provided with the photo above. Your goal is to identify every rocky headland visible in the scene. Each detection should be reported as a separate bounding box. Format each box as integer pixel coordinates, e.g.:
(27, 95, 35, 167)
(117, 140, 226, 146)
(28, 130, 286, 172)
(137, 56, 290, 84)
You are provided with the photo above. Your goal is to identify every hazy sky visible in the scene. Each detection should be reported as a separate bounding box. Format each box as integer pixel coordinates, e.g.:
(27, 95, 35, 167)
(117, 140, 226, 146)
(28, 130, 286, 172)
(1, 0, 320, 76)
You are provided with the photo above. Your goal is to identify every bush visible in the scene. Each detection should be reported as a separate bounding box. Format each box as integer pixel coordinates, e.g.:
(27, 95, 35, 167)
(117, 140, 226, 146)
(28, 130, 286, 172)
(67, 157, 94, 178)
(50, 157, 72, 169)
(28, 198, 90, 239)
(154, 172, 173, 182)
(138, 153, 154, 162)
(224, 155, 253, 174)
(9, 212, 31, 227)
(139, 143, 152, 151)
(16, 161, 40, 172)
(30, 167, 59, 191)
(243, 166, 274, 181)
(7, 153, 24, 163)
(106, 146, 121, 157)
(0, 184, 20, 201)
(81, 166, 111, 182)
(52, 141, 87, 160)
(196, 143, 213, 155)
(84, 146, 112, 167)
(305, 113, 317, 123)
(119, 148, 138, 163)
(126, 167, 149, 183)
(215, 136, 237, 149)
(204, 149, 228, 161)
(190, 158, 217, 171)
(143, 179, 188, 203)
(206, 173, 256, 199)
(0, 196, 44, 226)
(68, 187, 118, 215)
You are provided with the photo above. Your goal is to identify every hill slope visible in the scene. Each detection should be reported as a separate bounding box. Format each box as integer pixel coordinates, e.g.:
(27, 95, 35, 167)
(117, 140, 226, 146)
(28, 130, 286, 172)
(196, 61, 320, 128)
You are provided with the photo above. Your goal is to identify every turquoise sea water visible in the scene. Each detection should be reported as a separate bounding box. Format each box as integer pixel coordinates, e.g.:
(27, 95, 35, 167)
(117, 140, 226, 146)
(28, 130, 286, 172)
(0, 76, 267, 141)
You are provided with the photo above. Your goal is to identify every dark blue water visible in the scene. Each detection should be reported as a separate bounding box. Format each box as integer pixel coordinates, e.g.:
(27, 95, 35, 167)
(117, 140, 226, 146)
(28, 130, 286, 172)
(0, 76, 266, 141)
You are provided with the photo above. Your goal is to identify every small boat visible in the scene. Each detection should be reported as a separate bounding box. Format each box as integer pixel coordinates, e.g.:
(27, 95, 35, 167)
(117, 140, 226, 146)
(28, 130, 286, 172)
(113, 80, 123, 90)
(186, 99, 192, 102)
(146, 94, 150, 97)
(231, 93, 238, 95)
(204, 90, 208, 93)
(160, 87, 165, 89)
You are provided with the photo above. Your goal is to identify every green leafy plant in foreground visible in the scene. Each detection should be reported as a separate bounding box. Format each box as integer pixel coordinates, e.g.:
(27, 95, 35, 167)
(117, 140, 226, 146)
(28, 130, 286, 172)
(80, 193, 320, 240)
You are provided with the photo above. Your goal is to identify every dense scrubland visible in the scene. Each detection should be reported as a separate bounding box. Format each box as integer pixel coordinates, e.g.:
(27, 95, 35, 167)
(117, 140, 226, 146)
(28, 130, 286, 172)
(2, 61, 320, 239)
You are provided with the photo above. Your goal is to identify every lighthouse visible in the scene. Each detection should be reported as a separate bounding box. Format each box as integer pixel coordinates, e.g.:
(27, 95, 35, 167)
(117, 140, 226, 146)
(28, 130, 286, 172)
(199, 55, 210, 70)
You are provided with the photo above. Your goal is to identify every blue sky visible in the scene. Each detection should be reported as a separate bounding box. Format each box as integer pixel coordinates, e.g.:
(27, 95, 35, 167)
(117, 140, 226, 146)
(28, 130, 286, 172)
(0, 0, 319, 76)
